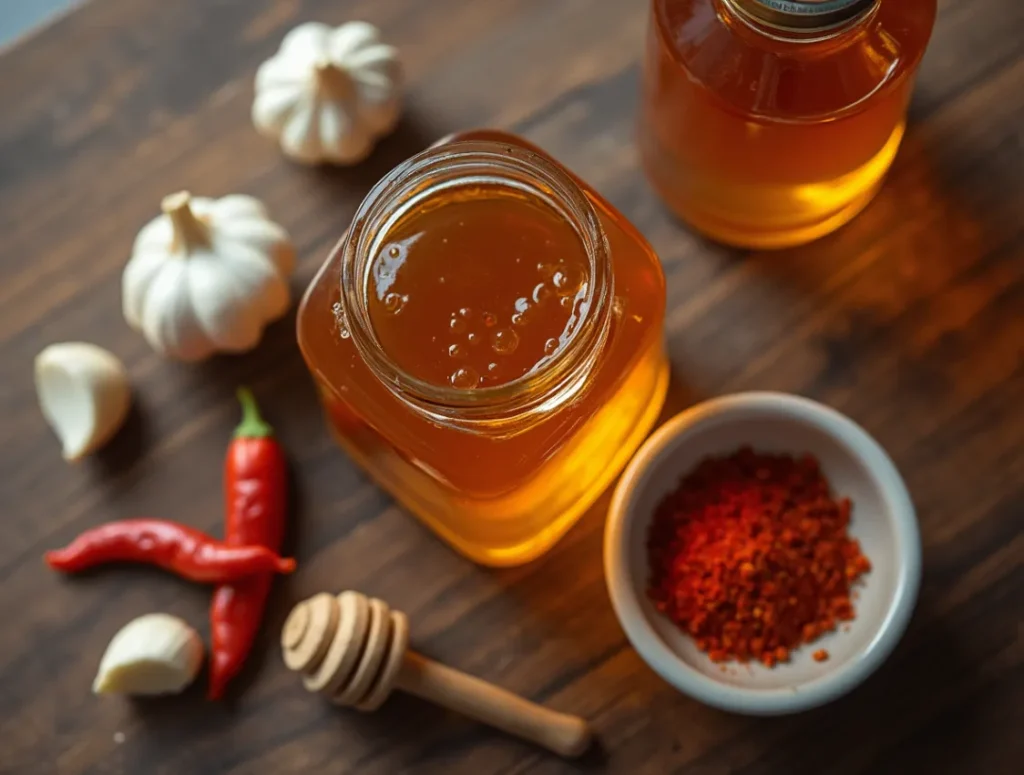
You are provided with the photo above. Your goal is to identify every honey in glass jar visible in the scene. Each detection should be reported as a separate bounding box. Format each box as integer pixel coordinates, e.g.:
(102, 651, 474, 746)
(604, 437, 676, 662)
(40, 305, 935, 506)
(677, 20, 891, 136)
(639, 0, 937, 248)
(297, 131, 668, 566)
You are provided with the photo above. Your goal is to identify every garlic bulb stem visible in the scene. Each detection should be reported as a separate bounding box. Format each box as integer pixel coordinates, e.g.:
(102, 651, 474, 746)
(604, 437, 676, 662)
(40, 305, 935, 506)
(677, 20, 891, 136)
(313, 60, 356, 101)
(162, 191, 210, 253)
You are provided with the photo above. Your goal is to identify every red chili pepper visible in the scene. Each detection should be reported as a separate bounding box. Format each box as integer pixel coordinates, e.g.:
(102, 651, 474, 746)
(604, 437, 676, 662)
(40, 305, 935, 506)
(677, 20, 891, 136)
(208, 388, 288, 699)
(45, 519, 295, 583)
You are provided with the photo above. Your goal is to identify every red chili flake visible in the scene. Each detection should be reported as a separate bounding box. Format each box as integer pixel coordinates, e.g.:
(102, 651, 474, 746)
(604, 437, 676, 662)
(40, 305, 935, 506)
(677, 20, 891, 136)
(647, 447, 871, 667)
(813, 649, 830, 662)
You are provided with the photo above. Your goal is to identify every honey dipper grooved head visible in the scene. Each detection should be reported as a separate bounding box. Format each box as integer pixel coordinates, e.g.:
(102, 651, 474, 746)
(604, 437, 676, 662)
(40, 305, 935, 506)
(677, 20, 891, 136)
(282, 592, 338, 672)
(281, 591, 410, 712)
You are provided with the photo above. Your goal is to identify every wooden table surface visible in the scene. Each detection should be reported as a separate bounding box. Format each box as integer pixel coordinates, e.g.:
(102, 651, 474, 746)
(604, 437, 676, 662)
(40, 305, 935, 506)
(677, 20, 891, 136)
(1, 1, 1021, 773)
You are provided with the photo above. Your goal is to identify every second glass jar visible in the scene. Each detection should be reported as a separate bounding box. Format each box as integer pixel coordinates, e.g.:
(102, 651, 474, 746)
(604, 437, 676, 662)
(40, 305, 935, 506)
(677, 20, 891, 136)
(298, 131, 668, 566)
(639, 0, 937, 248)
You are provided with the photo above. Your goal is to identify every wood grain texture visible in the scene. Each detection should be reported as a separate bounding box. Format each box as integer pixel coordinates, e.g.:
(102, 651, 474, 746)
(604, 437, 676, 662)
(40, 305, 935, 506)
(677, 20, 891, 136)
(0, 0, 1021, 773)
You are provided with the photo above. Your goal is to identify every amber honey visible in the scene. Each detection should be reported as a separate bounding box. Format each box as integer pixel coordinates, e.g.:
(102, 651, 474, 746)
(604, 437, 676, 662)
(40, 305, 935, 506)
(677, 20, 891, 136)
(298, 132, 667, 565)
(367, 186, 591, 391)
(640, 0, 936, 248)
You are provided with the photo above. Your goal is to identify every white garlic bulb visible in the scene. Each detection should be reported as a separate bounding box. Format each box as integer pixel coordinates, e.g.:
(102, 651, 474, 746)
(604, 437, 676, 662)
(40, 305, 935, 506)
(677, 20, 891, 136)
(35, 342, 131, 461)
(122, 191, 295, 362)
(94, 613, 204, 696)
(252, 21, 402, 165)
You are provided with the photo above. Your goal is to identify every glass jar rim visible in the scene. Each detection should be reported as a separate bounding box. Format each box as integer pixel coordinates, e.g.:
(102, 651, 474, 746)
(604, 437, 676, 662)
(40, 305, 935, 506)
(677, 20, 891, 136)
(337, 140, 614, 425)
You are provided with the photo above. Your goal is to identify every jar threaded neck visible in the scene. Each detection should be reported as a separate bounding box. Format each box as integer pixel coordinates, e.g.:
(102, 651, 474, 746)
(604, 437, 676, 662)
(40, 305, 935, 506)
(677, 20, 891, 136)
(726, 0, 876, 31)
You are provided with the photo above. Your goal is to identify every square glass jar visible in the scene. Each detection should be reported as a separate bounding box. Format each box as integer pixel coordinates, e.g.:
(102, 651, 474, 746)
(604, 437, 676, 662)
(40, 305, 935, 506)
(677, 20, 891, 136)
(297, 130, 667, 565)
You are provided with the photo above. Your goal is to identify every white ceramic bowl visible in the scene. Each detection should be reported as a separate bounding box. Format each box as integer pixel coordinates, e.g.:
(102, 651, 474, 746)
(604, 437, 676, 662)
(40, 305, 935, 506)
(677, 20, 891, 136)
(605, 392, 920, 715)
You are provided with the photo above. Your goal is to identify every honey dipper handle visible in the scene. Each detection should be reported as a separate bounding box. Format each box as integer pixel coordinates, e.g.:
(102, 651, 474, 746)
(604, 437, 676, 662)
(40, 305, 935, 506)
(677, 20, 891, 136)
(396, 652, 592, 758)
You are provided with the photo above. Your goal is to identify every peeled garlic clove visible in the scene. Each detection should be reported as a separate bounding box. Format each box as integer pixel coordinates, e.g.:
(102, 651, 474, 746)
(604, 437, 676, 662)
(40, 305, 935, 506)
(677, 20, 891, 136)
(94, 613, 204, 696)
(34, 342, 131, 461)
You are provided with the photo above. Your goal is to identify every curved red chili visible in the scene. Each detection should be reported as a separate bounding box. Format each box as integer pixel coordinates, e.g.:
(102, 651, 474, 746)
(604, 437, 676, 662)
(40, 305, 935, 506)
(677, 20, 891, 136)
(45, 519, 296, 583)
(208, 387, 288, 699)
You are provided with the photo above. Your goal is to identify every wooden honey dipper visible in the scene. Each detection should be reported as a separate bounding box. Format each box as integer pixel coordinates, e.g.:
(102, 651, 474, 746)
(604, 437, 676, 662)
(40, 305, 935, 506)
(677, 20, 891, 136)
(281, 591, 593, 758)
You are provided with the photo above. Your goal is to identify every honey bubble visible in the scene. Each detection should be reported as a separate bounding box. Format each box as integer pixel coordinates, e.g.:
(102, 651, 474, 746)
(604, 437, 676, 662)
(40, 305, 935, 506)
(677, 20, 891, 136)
(544, 338, 559, 355)
(532, 283, 552, 304)
(450, 366, 480, 389)
(491, 328, 520, 355)
(332, 302, 350, 339)
(483, 312, 497, 328)
(552, 267, 583, 295)
(450, 315, 467, 333)
(383, 292, 406, 314)
(448, 343, 467, 359)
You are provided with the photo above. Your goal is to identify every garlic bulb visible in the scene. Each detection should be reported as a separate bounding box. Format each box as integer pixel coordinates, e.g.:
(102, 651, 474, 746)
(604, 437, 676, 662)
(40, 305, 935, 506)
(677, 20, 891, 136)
(94, 613, 204, 695)
(35, 342, 131, 461)
(253, 21, 402, 165)
(123, 191, 295, 362)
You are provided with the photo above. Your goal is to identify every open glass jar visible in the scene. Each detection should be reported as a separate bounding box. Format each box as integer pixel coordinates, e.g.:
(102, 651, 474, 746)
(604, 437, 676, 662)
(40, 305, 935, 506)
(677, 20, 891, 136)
(297, 130, 667, 565)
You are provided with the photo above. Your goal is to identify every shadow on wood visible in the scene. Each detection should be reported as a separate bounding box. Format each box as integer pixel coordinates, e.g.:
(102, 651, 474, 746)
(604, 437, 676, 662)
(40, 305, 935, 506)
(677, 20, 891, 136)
(91, 399, 152, 484)
(706, 597, 981, 774)
(305, 112, 450, 201)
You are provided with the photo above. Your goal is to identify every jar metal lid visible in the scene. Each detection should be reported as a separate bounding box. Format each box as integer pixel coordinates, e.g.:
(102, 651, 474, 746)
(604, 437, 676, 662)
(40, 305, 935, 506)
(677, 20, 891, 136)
(729, 0, 876, 30)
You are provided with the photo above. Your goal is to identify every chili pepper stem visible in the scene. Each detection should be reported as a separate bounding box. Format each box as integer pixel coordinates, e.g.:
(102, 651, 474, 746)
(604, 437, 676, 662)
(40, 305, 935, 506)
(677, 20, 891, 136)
(235, 387, 273, 439)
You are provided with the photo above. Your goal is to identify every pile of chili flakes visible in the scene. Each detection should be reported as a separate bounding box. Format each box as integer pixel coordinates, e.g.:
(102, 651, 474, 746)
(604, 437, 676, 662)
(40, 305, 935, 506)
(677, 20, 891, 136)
(647, 447, 871, 667)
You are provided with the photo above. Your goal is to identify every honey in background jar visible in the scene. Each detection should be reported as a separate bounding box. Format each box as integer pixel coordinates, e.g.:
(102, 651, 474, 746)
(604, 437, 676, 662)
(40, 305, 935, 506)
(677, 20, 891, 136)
(639, 0, 937, 248)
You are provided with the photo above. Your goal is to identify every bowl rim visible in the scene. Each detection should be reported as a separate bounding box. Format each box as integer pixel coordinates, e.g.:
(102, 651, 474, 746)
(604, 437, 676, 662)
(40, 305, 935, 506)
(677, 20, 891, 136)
(604, 391, 921, 715)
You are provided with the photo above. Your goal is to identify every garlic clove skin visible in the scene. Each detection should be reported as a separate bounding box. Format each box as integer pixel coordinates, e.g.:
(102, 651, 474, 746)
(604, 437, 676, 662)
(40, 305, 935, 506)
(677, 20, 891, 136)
(94, 614, 204, 696)
(34, 343, 131, 462)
